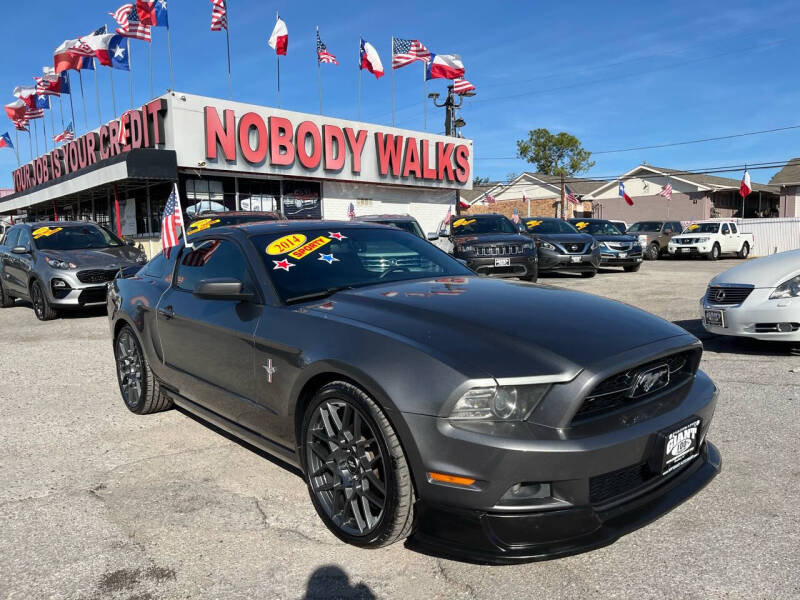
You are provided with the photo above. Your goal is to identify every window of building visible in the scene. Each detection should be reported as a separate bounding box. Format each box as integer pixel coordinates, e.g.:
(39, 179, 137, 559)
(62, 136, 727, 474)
(239, 178, 280, 212)
(174, 239, 253, 293)
(185, 179, 229, 214)
(282, 180, 321, 220)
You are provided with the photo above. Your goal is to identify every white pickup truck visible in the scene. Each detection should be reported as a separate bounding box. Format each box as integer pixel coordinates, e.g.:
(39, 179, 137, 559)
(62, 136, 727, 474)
(667, 220, 753, 260)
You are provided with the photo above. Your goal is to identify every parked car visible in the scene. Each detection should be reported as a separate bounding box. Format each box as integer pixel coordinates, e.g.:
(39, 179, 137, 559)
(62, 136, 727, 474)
(187, 210, 285, 237)
(353, 214, 426, 239)
(609, 220, 628, 234)
(568, 219, 643, 272)
(447, 214, 537, 281)
(517, 217, 601, 277)
(108, 220, 720, 562)
(667, 221, 753, 260)
(701, 248, 800, 341)
(627, 221, 683, 260)
(0, 221, 147, 320)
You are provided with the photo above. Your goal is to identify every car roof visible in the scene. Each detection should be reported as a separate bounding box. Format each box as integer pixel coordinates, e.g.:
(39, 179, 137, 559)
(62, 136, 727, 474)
(568, 218, 609, 222)
(522, 216, 559, 221)
(354, 214, 418, 222)
(468, 213, 512, 219)
(193, 211, 283, 218)
(233, 220, 395, 235)
(23, 220, 99, 228)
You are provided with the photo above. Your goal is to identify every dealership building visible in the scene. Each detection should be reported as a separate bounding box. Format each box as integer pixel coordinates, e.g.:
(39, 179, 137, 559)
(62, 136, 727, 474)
(0, 92, 473, 250)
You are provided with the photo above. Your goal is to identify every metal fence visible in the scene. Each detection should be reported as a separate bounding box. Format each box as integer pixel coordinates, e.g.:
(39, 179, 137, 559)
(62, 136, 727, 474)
(734, 218, 800, 256)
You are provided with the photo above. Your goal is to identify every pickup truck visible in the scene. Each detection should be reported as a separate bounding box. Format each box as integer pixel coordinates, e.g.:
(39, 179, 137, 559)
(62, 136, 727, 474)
(667, 220, 753, 260)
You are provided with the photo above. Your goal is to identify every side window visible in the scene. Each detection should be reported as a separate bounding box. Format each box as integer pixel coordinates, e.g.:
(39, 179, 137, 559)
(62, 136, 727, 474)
(17, 228, 32, 249)
(721, 224, 730, 235)
(174, 239, 252, 293)
(730, 223, 738, 234)
(671, 222, 681, 233)
(141, 253, 168, 279)
(3, 228, 20, 248)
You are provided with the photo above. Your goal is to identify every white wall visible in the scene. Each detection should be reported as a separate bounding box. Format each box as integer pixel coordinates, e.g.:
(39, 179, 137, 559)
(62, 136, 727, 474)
(736, 218, 800, 256)
(590, 173, 703, 199)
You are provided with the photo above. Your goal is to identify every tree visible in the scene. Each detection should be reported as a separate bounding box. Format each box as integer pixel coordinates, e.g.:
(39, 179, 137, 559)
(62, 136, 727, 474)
(516, 129, 595, 177)
(473, 175, 491, 185)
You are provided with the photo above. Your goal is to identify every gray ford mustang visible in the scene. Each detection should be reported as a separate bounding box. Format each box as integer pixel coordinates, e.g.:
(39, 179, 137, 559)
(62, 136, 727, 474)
(107, 220, 720, 563)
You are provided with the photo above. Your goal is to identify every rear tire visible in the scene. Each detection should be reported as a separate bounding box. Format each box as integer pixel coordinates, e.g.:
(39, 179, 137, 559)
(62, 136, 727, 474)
(737, 243, 750, 259)
(623, 264, 641, 272)
(707, 243, 721, 261)
(0, 279, 14, 308)
(30, 280, 57, 321)
(113, 324, 173, 415)
(301, 381, 415, 549)
(645, 243, 660, 261)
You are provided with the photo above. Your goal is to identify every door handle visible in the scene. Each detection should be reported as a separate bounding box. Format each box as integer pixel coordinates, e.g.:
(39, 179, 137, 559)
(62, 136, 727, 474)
(158, 306, 174, 320)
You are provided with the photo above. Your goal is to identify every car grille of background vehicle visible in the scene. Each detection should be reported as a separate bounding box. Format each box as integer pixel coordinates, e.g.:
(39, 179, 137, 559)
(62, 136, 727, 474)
(77, 269, 119, 284)
(704, 286, 754, 306)
(78, 287, 109, 305)
(605, 242, 632, 251)
(563, 243, 588, 254)
(475, 244, 522, 256)
(571, 349, 701, 424)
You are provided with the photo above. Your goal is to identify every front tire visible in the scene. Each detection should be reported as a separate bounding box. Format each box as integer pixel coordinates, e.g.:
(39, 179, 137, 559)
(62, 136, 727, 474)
(645, 243, 660, 260)
(30, 280, 57, 321)
(0, 279, 14, 308)
(707, 243, 721, 261)
(738, 242, 750, 259)
(301, 382, 415, 548)
(114, 324, 172, 415)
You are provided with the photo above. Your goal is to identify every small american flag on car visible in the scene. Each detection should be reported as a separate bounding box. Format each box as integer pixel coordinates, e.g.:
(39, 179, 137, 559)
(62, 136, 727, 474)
(347, 202, 356, 220)
(210, 0, 228, 31)
(659, 183, 673, 200)
(392, 38, 430, 69)
(161, 184, 186, 257)
(316, 29, 337, 64)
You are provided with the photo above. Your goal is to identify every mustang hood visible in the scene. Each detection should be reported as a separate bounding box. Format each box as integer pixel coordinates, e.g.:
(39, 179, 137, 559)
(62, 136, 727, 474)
(307, 277, 689, 380)
(711, 249, 800, 288)
(43, 246, 142, 268)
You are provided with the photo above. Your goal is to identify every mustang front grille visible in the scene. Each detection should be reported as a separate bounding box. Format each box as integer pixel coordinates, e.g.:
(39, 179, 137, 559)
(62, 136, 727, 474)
(705, 286, 754, 305)
(589, 462, 655, 505)
(77, 269, 118, 284)
(475, 245, 522, 256)
(572, 349, 701, 423)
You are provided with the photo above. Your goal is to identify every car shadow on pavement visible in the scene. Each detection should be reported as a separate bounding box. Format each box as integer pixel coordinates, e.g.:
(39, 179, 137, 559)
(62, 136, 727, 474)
(12, 299, 107, 319)
(302, 565, 376, 599)
(673, 319, 799, 356)
(174, 406, 304, 478)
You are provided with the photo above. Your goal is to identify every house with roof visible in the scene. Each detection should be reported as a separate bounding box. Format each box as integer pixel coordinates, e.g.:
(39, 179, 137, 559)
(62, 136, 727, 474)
(769, 158, 800, 217)
(584, 164, 780, 221)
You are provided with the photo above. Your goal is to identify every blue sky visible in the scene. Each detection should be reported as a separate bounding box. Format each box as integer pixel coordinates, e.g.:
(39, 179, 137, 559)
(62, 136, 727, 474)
(1, 0, 798, 188)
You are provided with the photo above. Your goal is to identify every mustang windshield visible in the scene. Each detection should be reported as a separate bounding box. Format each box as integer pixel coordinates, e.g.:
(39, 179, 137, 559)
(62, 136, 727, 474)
(572, 221, 622, 235)
(254, 227, 472, 303)
(451, 216, 517, 235)
(33, 225, 123, 251)
(682, 223, 719, 234)
(522, 219, 579, 234)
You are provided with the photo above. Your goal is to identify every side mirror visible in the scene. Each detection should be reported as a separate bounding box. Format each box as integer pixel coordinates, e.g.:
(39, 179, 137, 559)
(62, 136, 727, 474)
(426, 232, 439, 241)
(11, 245, 29, 255)
(193, 278, 253, 301)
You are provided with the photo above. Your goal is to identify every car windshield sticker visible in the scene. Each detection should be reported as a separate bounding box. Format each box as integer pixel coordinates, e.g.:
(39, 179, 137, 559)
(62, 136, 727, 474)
(688, 223, 699, 231)
(273, 259, 295, 271)
(318, 253, 339, 264)
(187, 218, 221, 235)
(526, 220, 543, 228)
(452, 218, 476, 228)
(32, 226, 63, 239)
(288, 235, 332, 260)
(574, 221, 589, 230)
(328, 231, 347, 241)
(267, 234, 308, 255)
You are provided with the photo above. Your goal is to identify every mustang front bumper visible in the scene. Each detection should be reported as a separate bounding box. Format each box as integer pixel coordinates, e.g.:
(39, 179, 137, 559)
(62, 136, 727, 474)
(402, 370, 719, 563)
(701, 289, 800, 341)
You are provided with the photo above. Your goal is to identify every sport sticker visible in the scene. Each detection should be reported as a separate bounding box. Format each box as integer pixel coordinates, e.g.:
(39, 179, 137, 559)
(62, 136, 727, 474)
(574, 221, 589, 230)
(526, 220, 543, 228)
(32, 226, 62, 239)
(452, 218, 476, 228)
(267, 234, 307, 255)
(288, 236, 332, 260)
(187, 218, 221, 235)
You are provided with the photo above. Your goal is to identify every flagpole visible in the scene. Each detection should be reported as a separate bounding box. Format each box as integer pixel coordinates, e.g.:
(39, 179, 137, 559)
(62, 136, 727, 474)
(26, 129, 33, 161)
(391, 36, 395, 127)
(317, 27, 322, 115)
(50, 103, 56, 146)
(358, 39, 362, 121)
(13, 130, 20, 167)
(78, 70, 89, 132)
(224, 6, 233, 100)
(275, 11, 280, 108)
(32, 120, 39, 157)
(58, 95, 65, 130)
(93, 63, 102, 127)
(422, 62, 427, 131)
(42, 112, 49, 153)
(149, 39, 154, 99)
(109, 68, 118, 118)
(67, 73, 77, 134)
(166, 25, 175, 90)
(129, 43, 134, 110)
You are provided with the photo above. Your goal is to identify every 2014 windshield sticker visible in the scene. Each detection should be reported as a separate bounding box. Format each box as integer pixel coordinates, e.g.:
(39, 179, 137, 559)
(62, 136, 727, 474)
(318, 253, 339, 264)
(273, 259, 295, 271)
(452, 218, 476, 228)
(289, 236, 332, 260)
(32, 226, 63, 239)
(574, 221, 589, 230)
(187, 218, 221, 235)
(267, 234, 308, 255)
(526, 220, 543, 228)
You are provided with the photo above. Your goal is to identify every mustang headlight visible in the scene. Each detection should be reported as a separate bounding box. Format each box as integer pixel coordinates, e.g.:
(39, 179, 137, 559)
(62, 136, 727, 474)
(539, 241, 556, 251)
(45, 257, 75, 269)
(449, 384, 549, 421)
(770, 274, 800, 299)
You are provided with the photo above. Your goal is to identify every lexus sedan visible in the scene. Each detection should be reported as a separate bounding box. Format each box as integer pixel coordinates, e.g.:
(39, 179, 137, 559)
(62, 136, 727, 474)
(0, 221, 147, 320)
(108, 220, 719, 563)
(701, 248, 800, 341)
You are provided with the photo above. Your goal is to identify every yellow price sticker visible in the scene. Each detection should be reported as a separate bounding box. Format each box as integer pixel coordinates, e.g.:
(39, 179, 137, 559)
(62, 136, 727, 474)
(452, 218, 476, 228)
(574, 221, 589, 230)
(526, 220, 543, 228)
(267, 233, 308, 255)
(688, 223, 699, 231)
(187, 218, 221, 235)
(32, 226, 62, 239)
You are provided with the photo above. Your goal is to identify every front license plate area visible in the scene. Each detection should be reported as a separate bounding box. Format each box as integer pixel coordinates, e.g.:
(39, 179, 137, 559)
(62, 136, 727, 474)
(570, 256, 582, 263)
(494, 258, 510, 267)
(618, 252, 627, 258)
(704, 309, 724, 327)
(681, 247, 690, 253)
(657, 419, 701, 476)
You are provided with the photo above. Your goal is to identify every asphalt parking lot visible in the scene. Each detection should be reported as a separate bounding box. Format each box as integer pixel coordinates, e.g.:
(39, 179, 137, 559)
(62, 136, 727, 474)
(1, 259, 798, 600)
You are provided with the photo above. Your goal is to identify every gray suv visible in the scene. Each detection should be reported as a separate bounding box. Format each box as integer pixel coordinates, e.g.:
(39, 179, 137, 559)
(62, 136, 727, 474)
(0, 221, 147, 320)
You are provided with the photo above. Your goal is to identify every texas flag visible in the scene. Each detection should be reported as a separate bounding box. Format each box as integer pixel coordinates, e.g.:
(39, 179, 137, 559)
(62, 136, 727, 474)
(4, 99, 27, 120)
(619, 181, 634, 206)
(0, 132, 13, 150)
(268, 15, 288, 55)
(739, 169, 751, 198)
(426, 53, 465, 80)
(13, 86, 38, 109)
(54, 39, 86, 74)
(137, 0, 169, 27)
(359, 38, 384, 79)
(84, 34, 131, 70)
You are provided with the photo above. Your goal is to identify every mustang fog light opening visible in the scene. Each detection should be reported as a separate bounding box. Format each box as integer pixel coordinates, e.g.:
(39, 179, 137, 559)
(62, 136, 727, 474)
(497, 482, 553, 507)
(428, 472, 477, 487)
(449, 384, 549, 421)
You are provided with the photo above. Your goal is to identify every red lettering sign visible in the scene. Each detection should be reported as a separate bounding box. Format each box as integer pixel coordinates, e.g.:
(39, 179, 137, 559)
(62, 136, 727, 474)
(269, 116, 294, 166)
(238, 112, 268, 164)
(375, 133, 403, 176)
(296, 121, 321, 170)
(205, 106, 236, 161)
(323, 125, 345, 171)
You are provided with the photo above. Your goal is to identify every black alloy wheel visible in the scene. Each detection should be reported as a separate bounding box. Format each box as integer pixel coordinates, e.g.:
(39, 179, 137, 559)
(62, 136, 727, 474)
(302, 382, 415, 547)
(30, 280, 56, 321)
(113, 325, 172, 415)
(645, 243, 660, 261)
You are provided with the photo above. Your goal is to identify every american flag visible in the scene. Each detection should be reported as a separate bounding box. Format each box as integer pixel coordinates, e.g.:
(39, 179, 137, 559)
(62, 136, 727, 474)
(53, 122, 74, 143)
(392, 38, 430, 69)
(183, 240, 221, 267)
(347, 202, 355, 220)
(659, 182, 673, 200)
(161, 184, 185, 256)
(511, 208, 520, 224)
(485, 194, 496, 205)
(13, 118, 29, 132)
(443, 206, 451, 225)
(24, 108, 44, 120)
(111, 4, 152, 41)
(316, 30, 338, 64)
(453, 78, 475, 95)
(210, 0, 228, 31)
(565, 184, 579, 206)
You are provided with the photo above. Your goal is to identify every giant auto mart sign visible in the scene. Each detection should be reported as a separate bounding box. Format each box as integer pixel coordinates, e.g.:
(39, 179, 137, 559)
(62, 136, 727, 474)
(11, 92, 474, 194)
